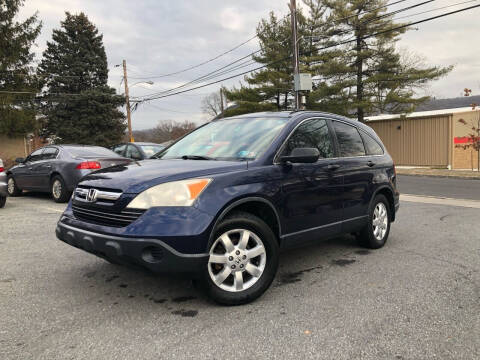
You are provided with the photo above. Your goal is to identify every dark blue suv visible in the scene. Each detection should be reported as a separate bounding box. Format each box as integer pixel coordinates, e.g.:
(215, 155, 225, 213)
(56, 111, 399, 304)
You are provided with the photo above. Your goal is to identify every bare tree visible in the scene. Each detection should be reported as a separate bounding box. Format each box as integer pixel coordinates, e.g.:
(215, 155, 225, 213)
(133, 120, 197, 144)
(201, 92, 223, 118)
(152, 120, 197, 143)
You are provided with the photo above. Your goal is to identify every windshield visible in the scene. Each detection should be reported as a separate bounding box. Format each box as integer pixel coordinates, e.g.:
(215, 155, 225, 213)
(139, 144, 164, 157)
(156, 117, 289, 161)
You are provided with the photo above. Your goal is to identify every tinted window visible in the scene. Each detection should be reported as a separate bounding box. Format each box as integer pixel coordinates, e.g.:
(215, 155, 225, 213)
(27, 149, 44, 162)
(282, 119, 334, 159)
(66, 147, 118, 157)
(126, 145, 143, 160)
(42, 147, 59, 160)
(333, 121, 366, 157)
(360, 131, 384, 156)
(113, 144, 126, 156)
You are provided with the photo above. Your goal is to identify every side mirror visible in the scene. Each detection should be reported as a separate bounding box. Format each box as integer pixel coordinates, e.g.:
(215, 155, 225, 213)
(15, 157, 25, 164)
(280, 148, 320, 164)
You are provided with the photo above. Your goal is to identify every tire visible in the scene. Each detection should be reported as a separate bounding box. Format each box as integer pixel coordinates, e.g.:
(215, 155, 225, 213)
(200, 211, 279, 305)
(7, 176, 22, 197)
(0, 196, 6, 208)
(358, 194, 391, 249)
(51, 175, 70, 203)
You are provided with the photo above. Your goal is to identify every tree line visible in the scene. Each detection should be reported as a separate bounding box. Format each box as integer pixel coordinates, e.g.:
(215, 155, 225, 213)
(218, 0, 452, 121)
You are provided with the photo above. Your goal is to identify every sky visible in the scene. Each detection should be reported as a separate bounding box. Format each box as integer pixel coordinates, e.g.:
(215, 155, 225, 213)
(18, 0, 480, 130)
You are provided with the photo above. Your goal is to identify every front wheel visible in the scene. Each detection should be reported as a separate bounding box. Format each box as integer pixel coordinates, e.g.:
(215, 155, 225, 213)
(201, 211, 279, 305)
(7, 176, 22, 197)
(358, 194, 391, 249)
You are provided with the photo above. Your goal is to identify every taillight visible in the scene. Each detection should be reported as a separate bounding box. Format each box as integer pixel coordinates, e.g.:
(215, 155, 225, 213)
(76, 161, 101, 170)
(0, 167, 4, 173)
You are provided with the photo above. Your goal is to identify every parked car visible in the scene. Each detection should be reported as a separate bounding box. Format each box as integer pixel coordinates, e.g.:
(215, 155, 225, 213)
(7, 145, 131, 203)
(56, 111, 399, 305)
(0, 159, 7, 208)
(112, 142, 165, 160)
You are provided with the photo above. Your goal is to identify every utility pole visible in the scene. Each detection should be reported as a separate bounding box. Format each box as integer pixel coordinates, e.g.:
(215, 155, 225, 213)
(289, 0, 300, 111)
(122, 59, 134, 142)
(219, 87, 224, 117)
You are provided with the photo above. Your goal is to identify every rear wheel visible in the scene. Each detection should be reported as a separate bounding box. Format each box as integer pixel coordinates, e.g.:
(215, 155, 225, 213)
(0, 196, 6, 208)
(201, 212, 279, 305)
(359, 194, 391, 249)
(7, 176, 22, 197)
(51, 176, 70, 203)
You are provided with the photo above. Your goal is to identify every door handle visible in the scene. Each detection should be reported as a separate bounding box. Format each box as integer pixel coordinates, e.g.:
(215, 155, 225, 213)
(45, 165, 52, 168)
(28, 167, 33, 170)
(367, 161, 375, 167)
(327, 164, 341, 171)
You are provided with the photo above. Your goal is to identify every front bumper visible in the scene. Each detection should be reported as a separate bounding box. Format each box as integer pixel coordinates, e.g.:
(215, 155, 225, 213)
(0, 173, 7, 197)
(56, 222, 209, 274)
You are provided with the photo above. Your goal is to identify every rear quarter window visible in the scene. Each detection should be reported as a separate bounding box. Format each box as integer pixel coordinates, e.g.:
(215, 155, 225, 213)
(360, 131, 384, 156)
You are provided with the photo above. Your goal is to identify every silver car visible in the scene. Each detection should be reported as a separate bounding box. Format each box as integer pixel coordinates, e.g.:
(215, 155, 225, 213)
(0, 159, 7, 208)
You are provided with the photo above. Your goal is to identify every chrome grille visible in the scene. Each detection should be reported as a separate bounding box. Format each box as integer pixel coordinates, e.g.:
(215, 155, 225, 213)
(72, 204, 145, 227)
(74, 187, 122, 204)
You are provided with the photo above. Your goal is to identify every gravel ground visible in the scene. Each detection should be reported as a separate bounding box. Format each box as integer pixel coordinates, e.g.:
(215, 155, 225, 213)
(0, 194, 479, 360)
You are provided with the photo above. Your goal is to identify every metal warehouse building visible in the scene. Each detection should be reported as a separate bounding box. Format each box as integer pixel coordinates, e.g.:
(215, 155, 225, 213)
(365, 107, 480, 170)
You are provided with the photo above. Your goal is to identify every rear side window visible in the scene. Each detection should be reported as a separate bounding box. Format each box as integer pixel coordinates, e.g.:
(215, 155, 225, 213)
(360, 131, 384, 156)
(332, 121, 366, 157)
(112, 144, 126, 156)
(42, 147, 59, 160)
(281, 119, 334, 159)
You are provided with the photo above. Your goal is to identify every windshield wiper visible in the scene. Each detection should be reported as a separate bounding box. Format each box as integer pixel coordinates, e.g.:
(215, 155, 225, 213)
(181, 155, 215, 161)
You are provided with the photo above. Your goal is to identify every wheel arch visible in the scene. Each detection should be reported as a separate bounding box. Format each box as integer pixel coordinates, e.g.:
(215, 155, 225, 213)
(208, 196, 282, 247)
(49, 172, 62, 183)
(373, 186, 396, 222)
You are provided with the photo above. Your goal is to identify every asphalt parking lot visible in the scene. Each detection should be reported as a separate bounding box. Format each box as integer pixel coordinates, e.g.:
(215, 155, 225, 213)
(1, 186, 479, 359)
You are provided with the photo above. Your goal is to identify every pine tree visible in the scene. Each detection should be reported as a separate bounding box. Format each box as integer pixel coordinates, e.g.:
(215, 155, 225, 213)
(315, 0, 452, 121)
(0, 0, 42, 136)
(224, 12, 295, 116)
(38, 12, 125, 145)
(223, 2, 330, 116)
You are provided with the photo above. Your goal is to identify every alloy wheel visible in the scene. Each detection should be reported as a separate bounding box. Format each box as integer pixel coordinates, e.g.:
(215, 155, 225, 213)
(208, 229, 267, 292)
(7, 178, 15, 195)
(52, 180, 62, 200)
(372, 202, 388, 241)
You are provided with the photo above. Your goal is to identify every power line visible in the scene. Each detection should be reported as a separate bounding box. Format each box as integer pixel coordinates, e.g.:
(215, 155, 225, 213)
(129, 0, 412, 82)
(128, 0, 414, 97)
(394, 0, 479, 20)
(137, 4, 480, 103)
(134, 0, 436, 100)
(127, 13, 292, 81)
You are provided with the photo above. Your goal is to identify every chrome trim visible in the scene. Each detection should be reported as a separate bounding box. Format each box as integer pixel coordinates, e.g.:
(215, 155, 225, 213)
(74, 187, 121, 202)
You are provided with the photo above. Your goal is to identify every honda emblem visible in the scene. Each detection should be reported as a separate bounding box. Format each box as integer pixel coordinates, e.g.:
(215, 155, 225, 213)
(86, 188, 98, 203)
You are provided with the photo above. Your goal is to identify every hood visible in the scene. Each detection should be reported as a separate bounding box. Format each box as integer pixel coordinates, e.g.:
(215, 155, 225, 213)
(78, 159, 247, 193)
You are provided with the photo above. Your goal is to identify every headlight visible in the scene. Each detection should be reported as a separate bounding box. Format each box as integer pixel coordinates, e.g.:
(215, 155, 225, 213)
(127, 178, 212, 209)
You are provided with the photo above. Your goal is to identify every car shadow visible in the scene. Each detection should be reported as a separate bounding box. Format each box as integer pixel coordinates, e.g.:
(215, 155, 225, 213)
(58, 233, 371, 313)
